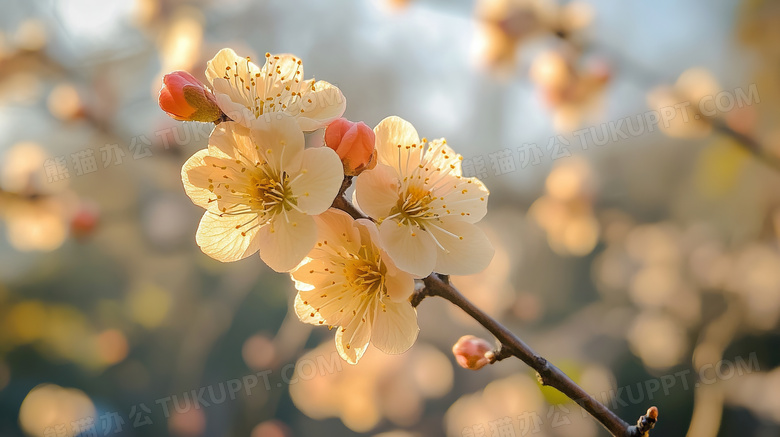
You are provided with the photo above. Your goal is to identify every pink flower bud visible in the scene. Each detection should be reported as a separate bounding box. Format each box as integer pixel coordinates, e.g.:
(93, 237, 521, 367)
(324, 118, 377, 176)
(452, 335, 493, 370)
(158, 71, 222, 123)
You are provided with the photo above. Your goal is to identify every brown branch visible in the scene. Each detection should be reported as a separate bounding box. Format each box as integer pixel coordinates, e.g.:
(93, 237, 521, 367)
(416, 273, 657, 437)
(330, 177, 366, 220)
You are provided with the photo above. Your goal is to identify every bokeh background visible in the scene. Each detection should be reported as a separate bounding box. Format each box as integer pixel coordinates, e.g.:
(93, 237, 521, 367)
(1, 0, 780, 436)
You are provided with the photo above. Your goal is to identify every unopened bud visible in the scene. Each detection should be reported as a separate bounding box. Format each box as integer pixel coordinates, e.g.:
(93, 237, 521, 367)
(646, 406, 658, 421)
(452, 335, 493, 370)
(324, 118, 376, 176)
(158, 71, 222, 123)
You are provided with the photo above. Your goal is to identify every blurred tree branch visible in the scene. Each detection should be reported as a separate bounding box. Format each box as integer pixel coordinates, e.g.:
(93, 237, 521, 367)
(711, 121, 780, 171)
(684, 298, 743, 437)
(549, 16, 780, 173)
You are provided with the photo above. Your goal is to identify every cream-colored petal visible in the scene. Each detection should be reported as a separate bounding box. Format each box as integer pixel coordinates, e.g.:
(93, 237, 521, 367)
(383, 269, 415, 302)
(249, 113, 304, 173)
(335, 310, 373, 364)
(299, 281, 360, 327)
(208, 121, 259, 163)
(204, 120, 235, 160)
(195, 211, 262, 262)
(256, 210, 316, 272)
(290, 147, 343, 214)
(293, 292, 327, 326)
(437, 177, 490, 224)
(379, 219, 437, 277)
(428, 220, 494, 275)
(206, 48, 238, 84)
(198, 156, 259, 215)
(353, 163, 400, 220)
(291, 257, 337, 290)
(211, 77, 249, 108)
(257, 54, 305, 116)
(212, 81, 256, 127)
(182, 149, 214, 209)
(371, 299, 419, 355)
(423, 139, 463, 177)
(313, 209, 362, 253)
(258, 54, 304, 89)
(295, 80, 347, 131)
(206, 48, 261, 88)
(374, 116, 422, 171)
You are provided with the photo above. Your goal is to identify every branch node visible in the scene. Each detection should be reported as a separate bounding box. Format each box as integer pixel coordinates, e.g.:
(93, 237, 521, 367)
(534, 357, 553, 386)
(486, 345, 513, 364)
(411, 280, 436, 307)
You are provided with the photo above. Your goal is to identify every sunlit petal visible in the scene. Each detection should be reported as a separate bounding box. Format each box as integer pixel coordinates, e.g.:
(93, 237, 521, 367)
(257, 210, 317, 272)
(379, 219, 437, 278)
(371, 300, 419, 355)
(290, 147, 344, 214)
(195, 210, 262, 262)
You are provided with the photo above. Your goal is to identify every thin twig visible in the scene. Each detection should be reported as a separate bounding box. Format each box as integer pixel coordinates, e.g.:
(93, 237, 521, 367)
(330, 177, 366, 220)
(416, 273, 656, 437)
(331, 195, 364, 220)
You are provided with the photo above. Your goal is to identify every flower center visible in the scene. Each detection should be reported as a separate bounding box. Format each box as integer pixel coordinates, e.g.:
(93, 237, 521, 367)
(343, 244, 386, 296)
(345, 262, 382, 291)
(252, 170, 296, 215)
(389, 183, 438, 228)
(207, 158, 302, 236)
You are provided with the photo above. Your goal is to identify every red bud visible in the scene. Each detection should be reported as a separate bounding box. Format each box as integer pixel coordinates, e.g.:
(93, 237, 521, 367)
(159, 71, 221, 123)
(452, 335, 493, 370)
(324, 118, 377, 176)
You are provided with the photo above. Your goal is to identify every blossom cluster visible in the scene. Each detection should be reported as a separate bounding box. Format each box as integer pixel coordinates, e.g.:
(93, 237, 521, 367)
(160, 48, 495, 364)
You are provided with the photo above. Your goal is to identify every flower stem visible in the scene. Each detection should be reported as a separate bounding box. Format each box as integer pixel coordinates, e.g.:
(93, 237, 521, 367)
(331, 177, 364, 220)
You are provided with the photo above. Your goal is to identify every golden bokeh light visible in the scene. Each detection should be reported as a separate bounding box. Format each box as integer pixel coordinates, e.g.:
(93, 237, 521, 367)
(445, 374, 547, 437)
(530, 158, 600, 256)
(14, 19, 47, 52)
(126, 282, 172, 329)
(627, 312, 688, 370)
(48, 83, 84, 121)
(19, 384, 96, 437)
(290, 342, 452, 432)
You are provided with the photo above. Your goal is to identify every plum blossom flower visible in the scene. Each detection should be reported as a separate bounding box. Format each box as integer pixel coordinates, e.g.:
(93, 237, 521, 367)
(291, 209, 419, 364)
(353, 116, 494, 277)
(205, 48, 346, 131)
(181, 114, 344, 272)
